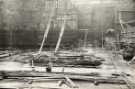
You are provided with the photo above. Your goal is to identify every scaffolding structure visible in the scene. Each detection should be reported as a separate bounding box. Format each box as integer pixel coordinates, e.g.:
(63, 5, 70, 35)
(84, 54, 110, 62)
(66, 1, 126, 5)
(119, 10, 135, 44)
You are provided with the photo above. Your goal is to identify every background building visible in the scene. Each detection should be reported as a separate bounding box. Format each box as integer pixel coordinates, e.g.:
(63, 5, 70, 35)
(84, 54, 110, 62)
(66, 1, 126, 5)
(0, 0, 134, 49)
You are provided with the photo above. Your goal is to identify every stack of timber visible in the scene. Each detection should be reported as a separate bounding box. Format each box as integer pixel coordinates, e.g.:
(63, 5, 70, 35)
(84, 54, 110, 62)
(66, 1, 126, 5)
(0, 71, 126, 85)
(33, 51, 103, 67)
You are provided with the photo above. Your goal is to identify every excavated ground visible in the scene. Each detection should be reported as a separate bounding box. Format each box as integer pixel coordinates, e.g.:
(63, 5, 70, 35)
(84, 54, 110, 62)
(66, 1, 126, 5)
(0, 48, 134, 89)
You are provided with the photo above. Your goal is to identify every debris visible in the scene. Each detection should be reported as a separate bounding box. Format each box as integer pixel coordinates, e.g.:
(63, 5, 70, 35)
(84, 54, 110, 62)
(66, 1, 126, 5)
(58, 76, 78, 88)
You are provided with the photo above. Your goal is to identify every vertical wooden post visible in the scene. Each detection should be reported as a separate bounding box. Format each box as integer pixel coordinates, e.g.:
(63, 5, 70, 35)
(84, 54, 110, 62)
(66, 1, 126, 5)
(84, 29, 88, 47)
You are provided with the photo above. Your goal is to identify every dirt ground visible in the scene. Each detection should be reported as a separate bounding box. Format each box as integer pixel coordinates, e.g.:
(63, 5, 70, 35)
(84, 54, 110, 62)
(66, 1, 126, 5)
(0, 48, 134, 89)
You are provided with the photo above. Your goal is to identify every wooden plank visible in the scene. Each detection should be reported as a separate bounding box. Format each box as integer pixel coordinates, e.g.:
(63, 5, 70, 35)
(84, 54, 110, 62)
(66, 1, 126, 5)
(0, 54, 10, 58)
(0, 71, 126, 84)
(64, 76, 78, 88)
(3, 76, 126, 85)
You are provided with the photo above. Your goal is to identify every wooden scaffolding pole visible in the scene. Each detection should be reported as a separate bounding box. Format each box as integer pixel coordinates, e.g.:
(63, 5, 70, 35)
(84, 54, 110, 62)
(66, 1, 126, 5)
(55, 17, 66, 53)
(119, 12, 126, 33)
(38, 2, 56, 54)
